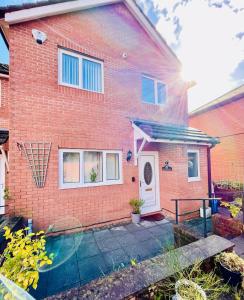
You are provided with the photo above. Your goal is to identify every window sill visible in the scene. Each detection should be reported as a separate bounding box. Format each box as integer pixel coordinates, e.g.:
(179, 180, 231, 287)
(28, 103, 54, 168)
(58, 82, 104, 94)
(59, 180, 123, 190)
(188, 177, 201, 182)
(142, 101, 166, 106)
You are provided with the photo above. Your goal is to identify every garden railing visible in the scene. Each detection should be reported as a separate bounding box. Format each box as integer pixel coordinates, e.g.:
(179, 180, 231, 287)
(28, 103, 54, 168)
(171, 198, 222, 238)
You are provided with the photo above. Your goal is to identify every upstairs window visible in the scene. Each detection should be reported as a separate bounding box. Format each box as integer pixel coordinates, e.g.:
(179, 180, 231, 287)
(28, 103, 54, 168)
(188, 150, 200, 181)
(59, 49, 103, 93)
(142, 75, 166, 105)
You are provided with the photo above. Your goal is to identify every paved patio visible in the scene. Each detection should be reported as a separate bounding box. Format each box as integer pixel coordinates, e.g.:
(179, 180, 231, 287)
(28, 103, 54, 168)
(31, 219, 174, 299)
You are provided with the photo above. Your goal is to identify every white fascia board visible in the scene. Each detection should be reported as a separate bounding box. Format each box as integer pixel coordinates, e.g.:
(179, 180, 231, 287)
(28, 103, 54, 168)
(152, 138, 211, 146)
(5, 0, 121, 24)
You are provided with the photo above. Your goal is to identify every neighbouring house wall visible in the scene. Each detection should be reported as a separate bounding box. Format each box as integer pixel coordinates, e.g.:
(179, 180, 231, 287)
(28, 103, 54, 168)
(0, 77, 9, 129)
(190, 98, 244, 182)
(7, 3, 206, 229)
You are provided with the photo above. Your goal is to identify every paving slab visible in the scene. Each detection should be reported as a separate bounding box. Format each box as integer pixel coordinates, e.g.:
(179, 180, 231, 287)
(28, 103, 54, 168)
(103, 248, 130, 271)
(96, 236, 121, 252)
(93, 229, 114, 241)
(76, 241, 100, 259)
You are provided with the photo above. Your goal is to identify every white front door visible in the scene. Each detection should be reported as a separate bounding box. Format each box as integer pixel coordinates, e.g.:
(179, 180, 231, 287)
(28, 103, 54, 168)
(139, 152, 160, 214)
(0, 155, 5, 215)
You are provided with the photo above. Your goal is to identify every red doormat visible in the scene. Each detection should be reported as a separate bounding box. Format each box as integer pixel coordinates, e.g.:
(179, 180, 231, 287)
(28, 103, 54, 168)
(142, 213, 165, 221)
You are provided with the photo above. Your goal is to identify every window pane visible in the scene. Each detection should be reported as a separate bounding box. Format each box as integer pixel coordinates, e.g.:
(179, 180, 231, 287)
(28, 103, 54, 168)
(157, 82, 166, 104)
(62, 53, 79, 86)
(84, 152, 103, 183)
(63, 152, 80, 183)
(142, 76, 155, 103)
(106, 153, 119, 180)
(188, 152, 198, 178)
(82, 59, 102, 92)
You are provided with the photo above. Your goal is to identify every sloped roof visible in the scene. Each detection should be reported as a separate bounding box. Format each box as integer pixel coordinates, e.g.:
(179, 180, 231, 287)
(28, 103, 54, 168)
(0, 63, 9, 75)
(190, 84, 244, 117)
(0, 0, 180, 65)
(133, 119, 219, 145)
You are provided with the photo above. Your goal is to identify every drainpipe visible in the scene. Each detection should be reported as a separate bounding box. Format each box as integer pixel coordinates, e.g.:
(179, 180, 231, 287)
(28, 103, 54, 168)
(207, 145, 214, 198)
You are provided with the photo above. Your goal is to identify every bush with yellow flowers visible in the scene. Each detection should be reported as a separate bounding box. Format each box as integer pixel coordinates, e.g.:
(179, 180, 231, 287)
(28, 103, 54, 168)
(0, 226, 52, 291)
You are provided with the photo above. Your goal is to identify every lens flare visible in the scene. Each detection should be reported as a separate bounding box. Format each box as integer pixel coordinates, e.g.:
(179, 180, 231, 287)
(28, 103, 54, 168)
(38, 216, 83, 272)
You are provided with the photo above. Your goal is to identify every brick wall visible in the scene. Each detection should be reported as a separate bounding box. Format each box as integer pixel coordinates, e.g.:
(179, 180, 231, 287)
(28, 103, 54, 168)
(7, 3, 207, 229)
(0, 77, 9, 129)
(190, 98, 244, 182)
(212, 213, 243, 238)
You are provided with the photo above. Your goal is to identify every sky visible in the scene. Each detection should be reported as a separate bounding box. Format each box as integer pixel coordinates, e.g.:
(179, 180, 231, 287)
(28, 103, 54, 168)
(0, 0, 244, 111)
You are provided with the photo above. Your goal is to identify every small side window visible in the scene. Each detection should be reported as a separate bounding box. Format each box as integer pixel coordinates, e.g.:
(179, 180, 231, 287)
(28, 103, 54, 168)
(141, 75, 167, 105)
(188, 150, 200, 181)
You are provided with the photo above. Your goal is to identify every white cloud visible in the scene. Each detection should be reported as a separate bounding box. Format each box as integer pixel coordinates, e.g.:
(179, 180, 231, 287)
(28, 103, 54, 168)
(138, 0, 244, 111)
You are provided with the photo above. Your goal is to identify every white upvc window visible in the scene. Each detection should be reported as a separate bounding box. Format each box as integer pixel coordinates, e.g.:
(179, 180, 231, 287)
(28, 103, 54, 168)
(142, 75, 167, 105)
(58, 48, 104, 93)
(59, 149, 123, 189)
(187, 150, 200, 182)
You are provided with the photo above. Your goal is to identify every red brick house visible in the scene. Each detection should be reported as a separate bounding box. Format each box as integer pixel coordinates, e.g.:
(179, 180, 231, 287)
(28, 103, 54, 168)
(0, 0, 218, 230)
(190, 85, 244, 183)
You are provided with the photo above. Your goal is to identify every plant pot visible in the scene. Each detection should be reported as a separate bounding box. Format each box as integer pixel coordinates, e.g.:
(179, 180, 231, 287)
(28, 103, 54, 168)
(131, 213, 140, 224)
(200, 207, 211, 218)
(172, 279, 206, 300)
(218, 262, 242, 287)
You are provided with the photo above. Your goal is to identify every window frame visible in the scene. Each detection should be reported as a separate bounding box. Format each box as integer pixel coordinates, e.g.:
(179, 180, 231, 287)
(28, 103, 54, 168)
(141, 74, 167, 105)
(187, 149, 201, 182)
(59, 149, 123, 189)
(58, 48, 104, 93)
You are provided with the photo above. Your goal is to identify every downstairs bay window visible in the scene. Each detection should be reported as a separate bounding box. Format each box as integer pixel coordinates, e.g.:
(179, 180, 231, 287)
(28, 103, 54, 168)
(59, 149, 122, 188)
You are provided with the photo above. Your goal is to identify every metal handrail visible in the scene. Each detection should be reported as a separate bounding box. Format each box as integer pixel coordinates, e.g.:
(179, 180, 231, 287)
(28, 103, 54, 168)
(171, 198, 221, 238)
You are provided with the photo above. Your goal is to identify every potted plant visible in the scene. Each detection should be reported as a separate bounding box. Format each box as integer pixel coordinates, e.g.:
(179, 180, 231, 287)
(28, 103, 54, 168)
(215, 251, 244, 287)
(90, 168, 97, 183)
(172, 279, 206, 300)
(129, 198, 144, 224)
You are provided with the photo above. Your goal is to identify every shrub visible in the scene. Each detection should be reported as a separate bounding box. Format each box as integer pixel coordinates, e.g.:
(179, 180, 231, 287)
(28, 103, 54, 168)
(129, 198, 144, 214)
(0, 226, 52, 291)
(214, 180, 244, 191)
(221, 198, 243, 218)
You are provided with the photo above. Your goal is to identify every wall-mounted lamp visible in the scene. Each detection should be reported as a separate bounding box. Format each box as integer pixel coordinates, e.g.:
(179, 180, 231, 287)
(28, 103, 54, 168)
(126, 150, 132, 162)
(162, 160, 172, 171)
